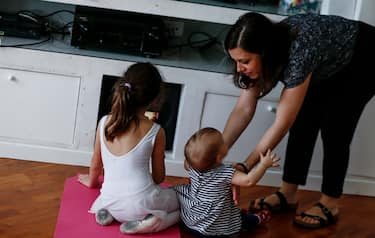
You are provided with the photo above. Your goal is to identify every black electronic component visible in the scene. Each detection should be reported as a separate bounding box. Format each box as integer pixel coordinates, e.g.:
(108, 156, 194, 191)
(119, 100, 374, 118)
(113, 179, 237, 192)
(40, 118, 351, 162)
(71, 6, 166, 57)
(0, 11, 46, 39)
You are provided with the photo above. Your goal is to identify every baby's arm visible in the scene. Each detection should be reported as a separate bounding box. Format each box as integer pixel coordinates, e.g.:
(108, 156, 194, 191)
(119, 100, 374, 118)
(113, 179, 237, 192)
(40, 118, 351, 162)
(231, 149, 279, 187)
(78, 126, 103, 188)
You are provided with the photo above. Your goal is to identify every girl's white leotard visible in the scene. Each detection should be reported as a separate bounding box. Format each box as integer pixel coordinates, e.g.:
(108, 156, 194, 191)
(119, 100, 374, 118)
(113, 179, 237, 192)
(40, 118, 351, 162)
(89, 115, 178, 222)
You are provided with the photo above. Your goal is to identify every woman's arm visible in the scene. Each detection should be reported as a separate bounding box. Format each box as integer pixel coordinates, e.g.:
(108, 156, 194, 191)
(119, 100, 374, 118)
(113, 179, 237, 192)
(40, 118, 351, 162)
(78, 126, 103, 188)
(244, 74, 312, 169)
(151, 127, 166, 184)
(223, 86, 260, 149)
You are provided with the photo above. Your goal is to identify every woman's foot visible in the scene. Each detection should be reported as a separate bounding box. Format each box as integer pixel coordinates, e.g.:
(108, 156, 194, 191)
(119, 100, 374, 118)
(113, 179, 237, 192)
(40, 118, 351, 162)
(294, 197, 339, 229)
(249, 182, 298, 212)
(249, 191, 298, 213)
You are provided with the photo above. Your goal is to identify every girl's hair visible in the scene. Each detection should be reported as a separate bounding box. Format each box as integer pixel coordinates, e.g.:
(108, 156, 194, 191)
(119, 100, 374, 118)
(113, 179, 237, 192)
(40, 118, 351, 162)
(224, 12, 294, 97)
(105, 62, 162, 141)
(184, 127, 223, 172)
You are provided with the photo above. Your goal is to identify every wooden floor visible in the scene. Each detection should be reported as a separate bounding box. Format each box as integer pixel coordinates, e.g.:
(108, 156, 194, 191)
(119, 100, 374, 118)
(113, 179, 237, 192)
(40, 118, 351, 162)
(1, 158, 375, 238)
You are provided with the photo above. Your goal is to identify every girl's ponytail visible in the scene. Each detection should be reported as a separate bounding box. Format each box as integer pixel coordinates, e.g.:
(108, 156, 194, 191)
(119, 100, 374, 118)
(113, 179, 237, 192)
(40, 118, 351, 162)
(104, 63, 162, 141)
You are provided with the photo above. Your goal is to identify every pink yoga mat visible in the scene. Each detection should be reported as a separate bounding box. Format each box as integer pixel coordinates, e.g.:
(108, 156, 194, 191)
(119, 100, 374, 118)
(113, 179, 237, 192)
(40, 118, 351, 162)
(54, 176, 180, 238)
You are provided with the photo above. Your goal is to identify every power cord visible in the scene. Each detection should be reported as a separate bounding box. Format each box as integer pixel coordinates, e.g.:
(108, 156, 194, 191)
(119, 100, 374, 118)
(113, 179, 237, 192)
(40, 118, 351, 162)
(187, 31, 217, 49)
(0, 9, 74, 47)
(167, 31, 221, 50)
(17, 10, 74, 36)
(0, 35, 51, 47)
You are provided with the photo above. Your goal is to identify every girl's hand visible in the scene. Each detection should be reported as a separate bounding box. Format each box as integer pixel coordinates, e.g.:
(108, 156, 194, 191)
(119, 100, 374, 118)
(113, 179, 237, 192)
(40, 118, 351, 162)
(259, 149, 280, 169)
(78, 174, 93, 188)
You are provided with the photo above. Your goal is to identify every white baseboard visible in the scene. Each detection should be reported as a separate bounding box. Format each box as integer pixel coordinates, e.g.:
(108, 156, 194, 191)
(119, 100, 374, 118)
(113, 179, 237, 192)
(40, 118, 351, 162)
(0, 141, 91, 166)
(258, 170, 375, 197)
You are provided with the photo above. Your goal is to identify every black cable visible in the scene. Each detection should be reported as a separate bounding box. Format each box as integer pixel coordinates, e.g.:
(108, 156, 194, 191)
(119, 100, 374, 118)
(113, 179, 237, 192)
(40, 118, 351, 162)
(187, 31, 217, 49)
(49, 21, 73, 40)
(16, 9, 75, 19)
(167, 31, 220, 50)
(40, 9, 75, 18)
(49, 21, 73, 34)
(0, 35, 52, 47)
(14, 9, 75, 39)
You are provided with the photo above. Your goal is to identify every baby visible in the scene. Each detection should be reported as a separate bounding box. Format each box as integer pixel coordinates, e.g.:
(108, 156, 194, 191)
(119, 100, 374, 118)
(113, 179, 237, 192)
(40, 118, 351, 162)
(174, 127, 280, 237)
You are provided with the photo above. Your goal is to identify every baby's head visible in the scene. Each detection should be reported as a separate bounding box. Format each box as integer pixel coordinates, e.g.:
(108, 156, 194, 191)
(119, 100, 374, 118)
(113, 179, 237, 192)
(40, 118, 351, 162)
(184, 127, 228, 172)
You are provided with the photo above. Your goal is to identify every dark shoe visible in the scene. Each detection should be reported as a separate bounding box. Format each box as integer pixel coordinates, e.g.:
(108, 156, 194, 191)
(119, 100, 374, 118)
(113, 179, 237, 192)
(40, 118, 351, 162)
(293, 202, 339, 229)
(95, 208, 114, 226)
(249, 191, 298, 213)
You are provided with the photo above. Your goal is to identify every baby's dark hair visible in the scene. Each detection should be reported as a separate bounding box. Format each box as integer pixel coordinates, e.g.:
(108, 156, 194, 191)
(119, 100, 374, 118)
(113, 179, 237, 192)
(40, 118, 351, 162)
(105, 62, 162, 141)
(184, 127, 224, 172)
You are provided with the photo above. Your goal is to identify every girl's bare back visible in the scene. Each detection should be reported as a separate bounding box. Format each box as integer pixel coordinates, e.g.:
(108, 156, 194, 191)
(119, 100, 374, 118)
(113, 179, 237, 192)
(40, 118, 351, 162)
(103, 116, 154, 157)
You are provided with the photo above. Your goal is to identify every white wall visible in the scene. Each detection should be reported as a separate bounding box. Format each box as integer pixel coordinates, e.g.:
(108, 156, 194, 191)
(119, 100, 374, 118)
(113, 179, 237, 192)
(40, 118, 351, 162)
(320, 0, 357, 19)
(321, 0, 375, 26)
(354, 0, 375, 26)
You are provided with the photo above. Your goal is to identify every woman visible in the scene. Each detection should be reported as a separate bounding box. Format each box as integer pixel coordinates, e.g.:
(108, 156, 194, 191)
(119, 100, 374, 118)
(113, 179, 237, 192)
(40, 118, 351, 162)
(223, 12, 375, 229)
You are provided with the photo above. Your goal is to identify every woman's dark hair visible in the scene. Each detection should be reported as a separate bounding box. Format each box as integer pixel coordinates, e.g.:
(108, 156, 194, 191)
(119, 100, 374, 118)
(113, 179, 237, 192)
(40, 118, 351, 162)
(105, 62, 162, 141)
(224, 12, 293, 97)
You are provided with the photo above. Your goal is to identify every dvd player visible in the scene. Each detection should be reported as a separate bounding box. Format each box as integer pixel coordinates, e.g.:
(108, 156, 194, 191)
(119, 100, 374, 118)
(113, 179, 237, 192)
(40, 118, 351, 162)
(71, 6, 166, 57)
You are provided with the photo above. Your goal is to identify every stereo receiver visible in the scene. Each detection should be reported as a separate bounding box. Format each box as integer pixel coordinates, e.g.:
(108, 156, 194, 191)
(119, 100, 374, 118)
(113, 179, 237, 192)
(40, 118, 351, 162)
(71, 6, 166, 57)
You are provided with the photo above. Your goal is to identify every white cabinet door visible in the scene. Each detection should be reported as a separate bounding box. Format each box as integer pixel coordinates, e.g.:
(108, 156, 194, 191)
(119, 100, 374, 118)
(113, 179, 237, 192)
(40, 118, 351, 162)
(200, 92, 288, 168)
(0, 68, 80, 147)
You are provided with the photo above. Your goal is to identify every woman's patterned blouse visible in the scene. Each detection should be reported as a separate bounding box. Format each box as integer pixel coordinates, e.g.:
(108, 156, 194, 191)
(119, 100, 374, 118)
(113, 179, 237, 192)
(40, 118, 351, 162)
(281, 13, 359, 88)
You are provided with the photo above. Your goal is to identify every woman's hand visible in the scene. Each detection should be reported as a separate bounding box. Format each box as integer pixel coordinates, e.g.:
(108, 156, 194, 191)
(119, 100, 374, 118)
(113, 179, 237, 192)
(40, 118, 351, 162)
(247, 75, 311, 169)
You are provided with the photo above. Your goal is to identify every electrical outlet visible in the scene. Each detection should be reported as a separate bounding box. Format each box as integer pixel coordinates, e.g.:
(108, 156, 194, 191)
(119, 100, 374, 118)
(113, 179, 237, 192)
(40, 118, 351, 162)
(164, 20, 184, 37)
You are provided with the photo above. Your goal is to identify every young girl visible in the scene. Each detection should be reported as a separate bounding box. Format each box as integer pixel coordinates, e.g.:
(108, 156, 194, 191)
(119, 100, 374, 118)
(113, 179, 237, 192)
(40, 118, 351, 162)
(174, 127, 280, 237)
(78, 62, 180, 234)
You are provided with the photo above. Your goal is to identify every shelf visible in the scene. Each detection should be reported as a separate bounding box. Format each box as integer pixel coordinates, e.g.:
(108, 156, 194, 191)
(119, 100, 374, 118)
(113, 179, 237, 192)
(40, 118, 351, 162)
(1, 35, 234, 75)
(42, 0, 286, 24)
